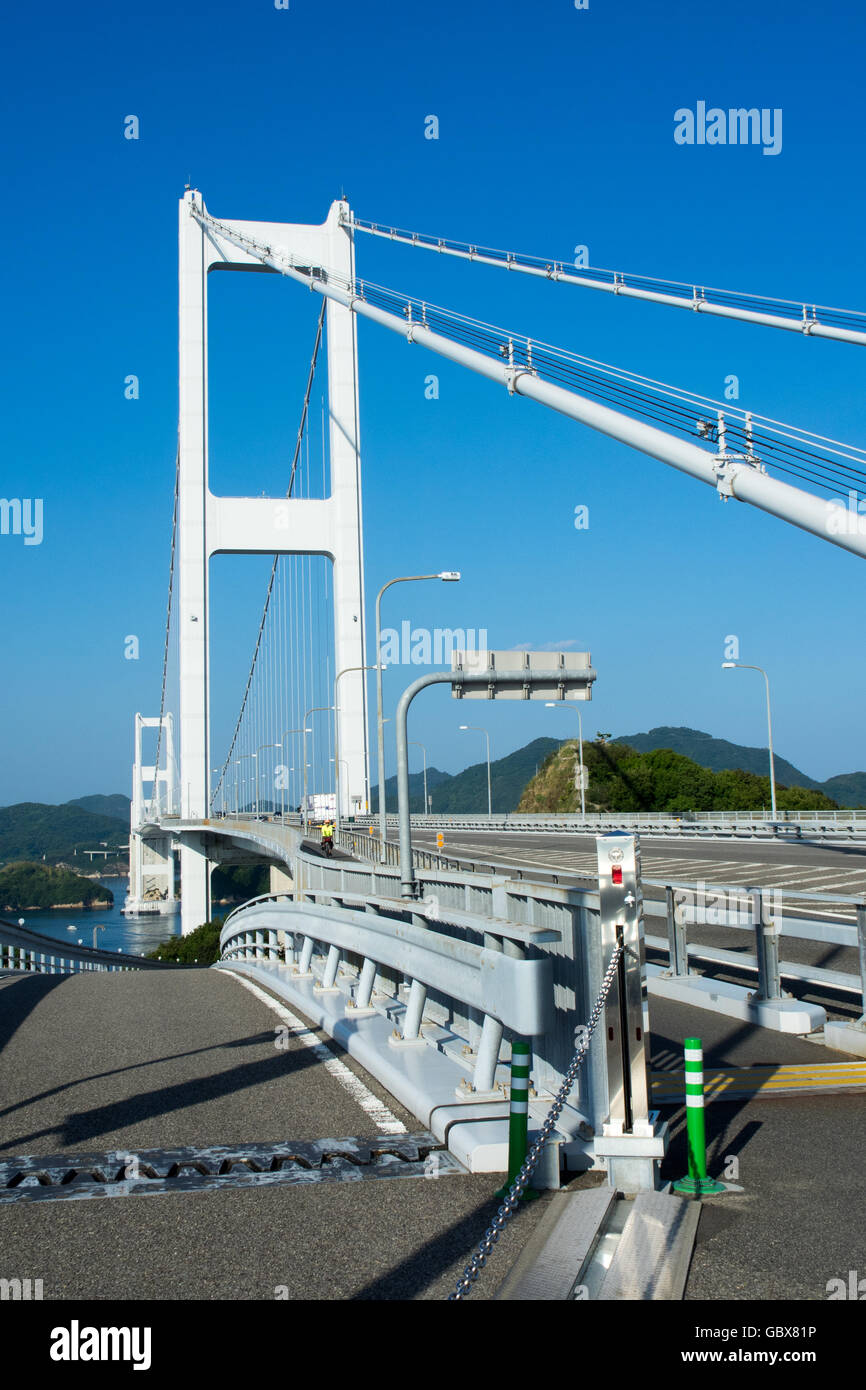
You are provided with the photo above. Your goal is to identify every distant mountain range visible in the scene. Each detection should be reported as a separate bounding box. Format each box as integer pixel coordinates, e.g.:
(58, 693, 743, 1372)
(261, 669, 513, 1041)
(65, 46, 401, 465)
(0, 797, 130, 866)
(372, 737, 562, 814)
(66, 794, 132, 822)
(614, 728, 866, 808)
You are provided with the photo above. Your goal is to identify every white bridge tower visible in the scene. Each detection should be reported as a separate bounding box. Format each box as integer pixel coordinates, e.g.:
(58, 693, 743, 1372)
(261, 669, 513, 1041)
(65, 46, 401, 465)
(125, 713, 178, 916)
(175, 191, 369, 934)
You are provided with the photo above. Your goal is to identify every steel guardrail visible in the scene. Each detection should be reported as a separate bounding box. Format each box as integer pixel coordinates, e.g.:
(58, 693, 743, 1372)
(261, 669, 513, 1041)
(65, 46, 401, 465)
(0, 918, 168, 973)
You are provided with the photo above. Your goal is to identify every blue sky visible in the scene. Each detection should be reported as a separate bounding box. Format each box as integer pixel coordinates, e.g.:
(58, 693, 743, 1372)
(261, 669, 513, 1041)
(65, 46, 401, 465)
(2, 0, 866, 807)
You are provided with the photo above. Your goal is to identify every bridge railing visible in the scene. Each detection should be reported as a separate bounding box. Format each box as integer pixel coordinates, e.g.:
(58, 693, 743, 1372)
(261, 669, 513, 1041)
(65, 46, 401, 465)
(220, 845, 611, 1134)
(349, 811, 866, 838)
(641, 880, 866, 1017)
(0, 918, 165, 974)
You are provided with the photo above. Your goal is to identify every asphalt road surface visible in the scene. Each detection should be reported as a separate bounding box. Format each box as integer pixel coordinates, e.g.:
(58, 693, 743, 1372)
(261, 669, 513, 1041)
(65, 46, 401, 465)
(0, 962, 860, 1302)
(0, 968, 549, 1301)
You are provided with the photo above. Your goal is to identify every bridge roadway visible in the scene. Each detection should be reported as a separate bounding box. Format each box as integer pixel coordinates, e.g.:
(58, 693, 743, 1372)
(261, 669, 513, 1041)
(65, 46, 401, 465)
(1, 929, 863, 1301)
(408, 829, 866, 1024)
(0, 964, 550, 1300)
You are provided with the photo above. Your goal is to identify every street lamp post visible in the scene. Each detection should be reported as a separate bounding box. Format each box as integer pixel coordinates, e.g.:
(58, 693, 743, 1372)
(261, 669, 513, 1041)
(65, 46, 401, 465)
(303, 706, 334, 835)
(460, 724, 492, 817)
(236, 753, 256, 816)
(281, 730, 306, 820)
(334, 664, 379, 832)
(409, 740, 428, 816)
(255, 743, 280, 819)
(375, 572, 460, 857)
(722, 662, 777, 818)
(545, 701, 585, 815)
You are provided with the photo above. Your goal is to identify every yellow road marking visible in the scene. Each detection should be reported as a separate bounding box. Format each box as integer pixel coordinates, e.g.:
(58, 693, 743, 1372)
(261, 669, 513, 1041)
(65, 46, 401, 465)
(651, 1061, 866, 1101)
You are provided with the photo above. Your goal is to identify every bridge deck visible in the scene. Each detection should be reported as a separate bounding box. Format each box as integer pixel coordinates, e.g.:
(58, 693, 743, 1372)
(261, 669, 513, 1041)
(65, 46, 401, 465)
(0, 968, 548, 1300)
(1, 962, 861, 1300)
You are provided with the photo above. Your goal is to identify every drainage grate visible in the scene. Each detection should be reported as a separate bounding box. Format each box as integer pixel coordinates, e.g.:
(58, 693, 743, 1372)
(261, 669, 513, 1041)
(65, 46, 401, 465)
(0, 1134, 464, 1204)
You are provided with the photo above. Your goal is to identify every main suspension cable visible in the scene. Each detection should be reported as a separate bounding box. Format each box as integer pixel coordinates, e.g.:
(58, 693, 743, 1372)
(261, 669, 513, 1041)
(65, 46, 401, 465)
(349, 214, 866, 346)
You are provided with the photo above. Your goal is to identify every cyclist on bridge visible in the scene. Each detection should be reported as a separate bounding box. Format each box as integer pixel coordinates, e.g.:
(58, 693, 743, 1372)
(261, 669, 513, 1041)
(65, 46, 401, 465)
(320, 819, 335, 856)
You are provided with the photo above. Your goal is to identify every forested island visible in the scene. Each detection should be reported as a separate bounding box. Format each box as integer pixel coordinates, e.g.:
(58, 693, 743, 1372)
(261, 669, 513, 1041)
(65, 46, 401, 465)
(518, 741, 841, 814)
(0, 862, 114, 911)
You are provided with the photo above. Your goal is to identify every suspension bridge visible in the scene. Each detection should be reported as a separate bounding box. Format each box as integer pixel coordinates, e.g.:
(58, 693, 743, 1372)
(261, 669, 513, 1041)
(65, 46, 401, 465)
(3, 189, 866, 1304)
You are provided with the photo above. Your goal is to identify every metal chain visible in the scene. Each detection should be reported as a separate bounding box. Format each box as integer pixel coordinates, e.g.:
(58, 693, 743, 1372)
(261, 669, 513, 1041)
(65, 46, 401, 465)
(448, 940, 624, 1301)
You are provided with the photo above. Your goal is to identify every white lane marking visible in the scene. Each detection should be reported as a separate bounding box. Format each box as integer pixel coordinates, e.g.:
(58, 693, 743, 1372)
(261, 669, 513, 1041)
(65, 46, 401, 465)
(222, 971, 407, 1135)
(645, 858, 745, 867)
(762, 873, 863, 890)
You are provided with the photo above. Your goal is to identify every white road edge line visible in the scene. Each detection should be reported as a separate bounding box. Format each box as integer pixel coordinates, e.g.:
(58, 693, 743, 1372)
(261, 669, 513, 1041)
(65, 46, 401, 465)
(222, 971, 408, 1135)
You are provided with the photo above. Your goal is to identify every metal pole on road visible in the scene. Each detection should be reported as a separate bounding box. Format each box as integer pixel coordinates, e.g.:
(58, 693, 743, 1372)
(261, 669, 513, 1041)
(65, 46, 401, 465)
(255, 743, 280, 819)
(409, 740, 428, 820)
(335, 665, 379, 831)
(396, 664, 596, 897)
(459, 724, 492, 816)
(546, 700, 585, 814)
(722, 662, 777, 818)
(375, 573, 460, 858)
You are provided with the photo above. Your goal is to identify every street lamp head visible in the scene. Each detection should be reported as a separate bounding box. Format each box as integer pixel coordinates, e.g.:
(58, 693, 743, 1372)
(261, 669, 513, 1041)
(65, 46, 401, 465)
(459, 725, 469, 730)
(438, 571, 461, 581)
(721, 662, 737, 669)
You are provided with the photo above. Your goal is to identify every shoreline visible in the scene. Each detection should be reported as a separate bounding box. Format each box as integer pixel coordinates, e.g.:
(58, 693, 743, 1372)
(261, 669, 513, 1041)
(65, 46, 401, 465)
(5, 900, 113, 911)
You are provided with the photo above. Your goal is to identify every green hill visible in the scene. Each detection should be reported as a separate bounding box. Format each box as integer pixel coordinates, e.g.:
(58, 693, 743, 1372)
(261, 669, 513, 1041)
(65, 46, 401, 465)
(614, 727, 865, 807)
(65, 794, 131, 821)
(615, 727, 820, 788)
(0, 802, 129, 866)
(0, 861, 114, 910)
(821, 773, 866, 807)
(518, 740, 840, 814)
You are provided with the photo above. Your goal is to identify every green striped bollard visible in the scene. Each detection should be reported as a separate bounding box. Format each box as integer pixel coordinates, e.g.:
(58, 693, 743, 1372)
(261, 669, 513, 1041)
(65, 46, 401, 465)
(673, 1037, 726, 1196)
(495, 1040, 538, 1202)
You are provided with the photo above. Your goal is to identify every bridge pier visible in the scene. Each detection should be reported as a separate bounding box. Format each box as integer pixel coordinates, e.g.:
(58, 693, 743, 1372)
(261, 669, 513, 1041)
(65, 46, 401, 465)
(179, 836, 211, 936)
(270, 864, 293, 896)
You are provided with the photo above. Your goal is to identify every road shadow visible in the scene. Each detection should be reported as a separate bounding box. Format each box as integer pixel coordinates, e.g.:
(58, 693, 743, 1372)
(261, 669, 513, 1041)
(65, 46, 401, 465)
(0, 973, 68, 1055)
(0, 1036, 324, 1154)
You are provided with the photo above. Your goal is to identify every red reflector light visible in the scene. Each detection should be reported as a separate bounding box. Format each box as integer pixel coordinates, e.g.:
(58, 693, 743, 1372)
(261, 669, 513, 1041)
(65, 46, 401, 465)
(612, 866, 623, 884)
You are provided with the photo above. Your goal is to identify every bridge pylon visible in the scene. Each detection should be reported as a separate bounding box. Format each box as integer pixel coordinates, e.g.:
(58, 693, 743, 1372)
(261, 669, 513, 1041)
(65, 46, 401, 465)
(125, 713, 179, 918)
(174, 191, 369, 933)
